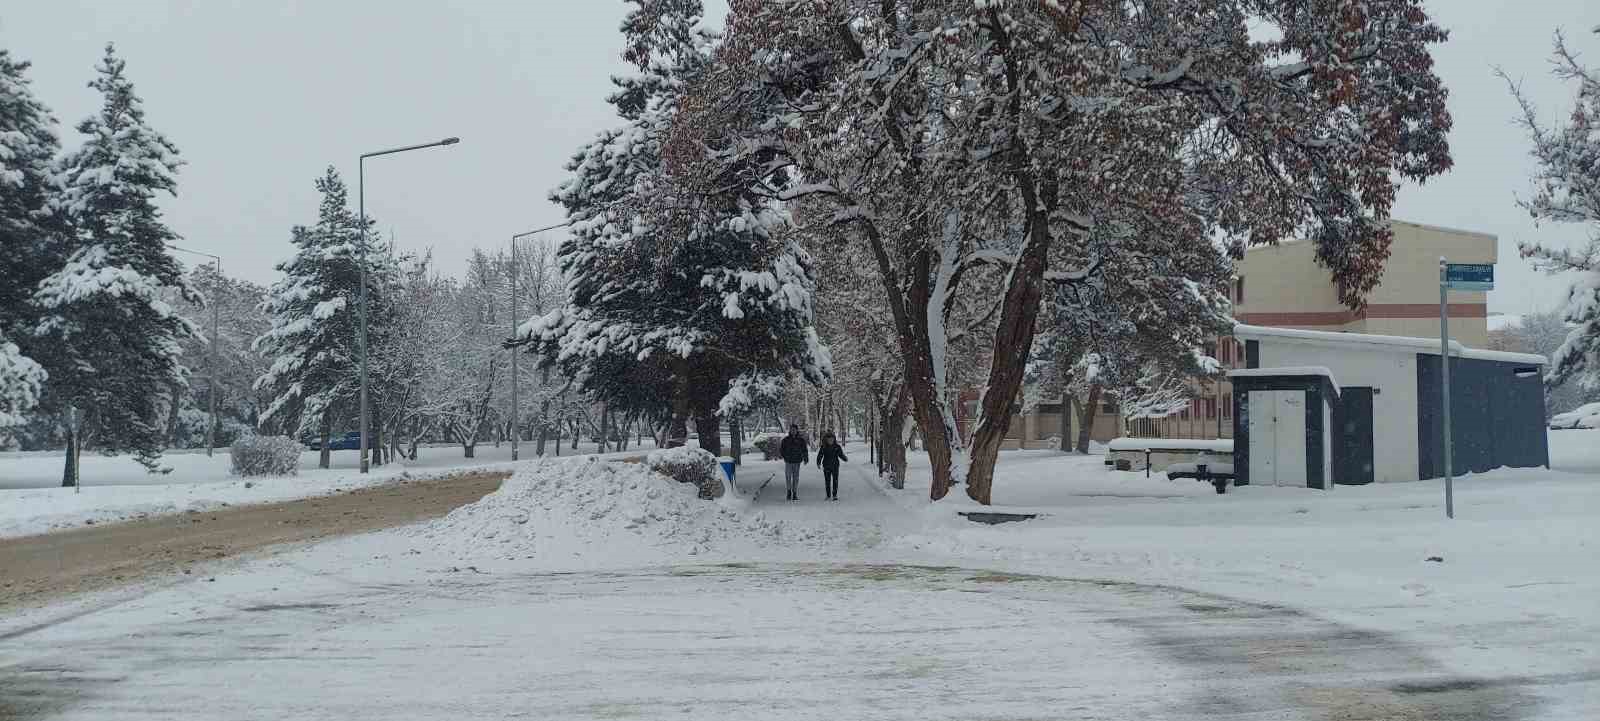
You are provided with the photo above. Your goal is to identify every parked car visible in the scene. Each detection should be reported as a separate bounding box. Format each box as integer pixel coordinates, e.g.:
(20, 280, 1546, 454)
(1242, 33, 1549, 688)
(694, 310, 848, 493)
(1549, 402, 1600, 430)
(306, 431, 364, 451)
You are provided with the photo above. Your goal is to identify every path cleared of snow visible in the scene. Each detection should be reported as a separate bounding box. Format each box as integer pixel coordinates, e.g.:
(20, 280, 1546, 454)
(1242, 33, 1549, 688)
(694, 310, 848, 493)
(2, 560, 1544, 721)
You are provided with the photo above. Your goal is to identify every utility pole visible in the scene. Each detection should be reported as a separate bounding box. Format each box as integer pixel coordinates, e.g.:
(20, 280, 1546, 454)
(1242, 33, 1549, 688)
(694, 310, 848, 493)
(356, 136, 459, 473)
(509, 222, 569, 461)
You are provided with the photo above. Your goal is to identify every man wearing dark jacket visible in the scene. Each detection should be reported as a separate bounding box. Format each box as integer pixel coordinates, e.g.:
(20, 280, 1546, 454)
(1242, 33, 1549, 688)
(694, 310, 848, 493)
(779, 424, 808, 501)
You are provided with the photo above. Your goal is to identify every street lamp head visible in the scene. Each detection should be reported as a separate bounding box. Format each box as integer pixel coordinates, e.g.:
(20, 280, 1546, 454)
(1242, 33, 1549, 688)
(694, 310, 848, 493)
(441, 137, 460, 146)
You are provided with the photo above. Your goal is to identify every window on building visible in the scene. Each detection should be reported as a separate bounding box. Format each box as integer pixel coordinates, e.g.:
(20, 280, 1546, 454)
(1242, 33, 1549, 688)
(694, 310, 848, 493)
(1204, 398, 1216, 419)
(1234, 277, 1245, 304)
(1222, 394, 1232, 418)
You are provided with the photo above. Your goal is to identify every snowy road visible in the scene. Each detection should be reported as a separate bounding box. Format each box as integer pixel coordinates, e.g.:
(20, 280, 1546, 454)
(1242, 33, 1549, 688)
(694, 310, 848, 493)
(0, 563, 1544, 721)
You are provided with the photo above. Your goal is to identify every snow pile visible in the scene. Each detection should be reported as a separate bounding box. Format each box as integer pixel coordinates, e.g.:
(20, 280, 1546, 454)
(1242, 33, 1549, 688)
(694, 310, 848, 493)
(410, 457, 833, 565)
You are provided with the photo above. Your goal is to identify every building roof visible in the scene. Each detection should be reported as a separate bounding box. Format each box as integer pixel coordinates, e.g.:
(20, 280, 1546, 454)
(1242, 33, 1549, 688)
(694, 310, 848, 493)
(1228, 366, 1340, 388)
(1243, 219, 1497, 253)
(1232, 323, 1546, 366)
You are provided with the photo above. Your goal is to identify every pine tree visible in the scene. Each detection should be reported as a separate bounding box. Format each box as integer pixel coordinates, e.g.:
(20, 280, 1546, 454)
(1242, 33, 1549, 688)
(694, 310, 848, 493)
(34, 45, 199, 483)
(0, 50, 59, 430)
(254, 167, 395, 467)
(524, 0, 830, 454)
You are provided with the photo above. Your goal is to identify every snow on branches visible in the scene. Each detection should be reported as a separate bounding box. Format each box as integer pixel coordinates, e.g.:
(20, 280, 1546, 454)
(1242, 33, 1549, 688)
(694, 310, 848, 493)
(711, 0, 1452, 503)
(1504, 31, 1600, 391)
(521, 0, 830, 448)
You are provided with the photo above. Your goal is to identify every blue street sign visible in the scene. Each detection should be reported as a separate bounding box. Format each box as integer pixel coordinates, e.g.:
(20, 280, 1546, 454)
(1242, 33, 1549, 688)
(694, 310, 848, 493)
(1445, 263, 1494, 291)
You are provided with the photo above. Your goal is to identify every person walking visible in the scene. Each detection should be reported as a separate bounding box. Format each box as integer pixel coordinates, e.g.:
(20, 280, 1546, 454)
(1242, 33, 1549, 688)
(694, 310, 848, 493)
(816, 431, 848, 501)
(779, 424, 809, 501)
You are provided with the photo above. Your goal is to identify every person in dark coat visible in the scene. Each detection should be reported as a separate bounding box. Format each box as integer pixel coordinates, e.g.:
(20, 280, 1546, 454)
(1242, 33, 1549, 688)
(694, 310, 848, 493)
(815, 431, 848, 501)
(778, 424, 809, 501)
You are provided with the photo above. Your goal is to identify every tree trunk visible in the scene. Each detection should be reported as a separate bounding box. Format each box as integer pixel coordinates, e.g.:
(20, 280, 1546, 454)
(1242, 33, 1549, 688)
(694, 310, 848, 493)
(61, 411, 79, 488)
(667, 360, 692, 448)
(1058, 361, 1075, 453)
(553, 419, 562, 456)
(464, 439, 476, 458)
(876, 385, 910, 488)
(729, 417, 743, 466)
(1076, 384, 1102, 455)
(318, 419, 331, 469)
(598, 403, 610, 453)
(694, 411, 722, 456)
(165, 380, 183, 446)
(569, 419, 579, 451)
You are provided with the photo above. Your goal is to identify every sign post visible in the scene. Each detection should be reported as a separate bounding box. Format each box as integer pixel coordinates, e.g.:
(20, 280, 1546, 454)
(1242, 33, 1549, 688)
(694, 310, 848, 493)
(1439, 260, 1495, 519)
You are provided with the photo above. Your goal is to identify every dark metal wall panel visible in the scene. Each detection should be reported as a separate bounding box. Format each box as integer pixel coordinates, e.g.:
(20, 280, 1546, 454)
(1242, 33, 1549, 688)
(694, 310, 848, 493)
(1246, 340, 1260, 369)
(1306, 386, 1326, 490)
(1234, 391, 1251, 486)
(1417, 354, 1550, 479)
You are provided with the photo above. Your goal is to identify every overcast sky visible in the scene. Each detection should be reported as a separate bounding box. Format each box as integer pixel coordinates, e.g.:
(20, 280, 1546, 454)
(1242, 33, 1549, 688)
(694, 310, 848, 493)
(0, 1, 1591, 315)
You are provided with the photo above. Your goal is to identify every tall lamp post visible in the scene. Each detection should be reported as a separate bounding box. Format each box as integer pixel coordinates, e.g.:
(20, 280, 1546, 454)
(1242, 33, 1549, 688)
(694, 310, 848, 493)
(167, 244, 222, 457)
(508, 223, 569, 462)
(358, 137, 459, 473)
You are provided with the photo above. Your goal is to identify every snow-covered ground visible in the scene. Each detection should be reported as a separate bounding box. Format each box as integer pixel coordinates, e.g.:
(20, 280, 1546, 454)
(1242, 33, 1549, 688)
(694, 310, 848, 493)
(0, 439, 657, 489)
(0, 441, 658, 539)
(3, 433, 1597, 718)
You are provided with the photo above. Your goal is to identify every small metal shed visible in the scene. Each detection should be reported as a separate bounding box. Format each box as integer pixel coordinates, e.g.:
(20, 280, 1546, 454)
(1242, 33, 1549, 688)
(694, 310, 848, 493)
(1228, 367, 1340, 490)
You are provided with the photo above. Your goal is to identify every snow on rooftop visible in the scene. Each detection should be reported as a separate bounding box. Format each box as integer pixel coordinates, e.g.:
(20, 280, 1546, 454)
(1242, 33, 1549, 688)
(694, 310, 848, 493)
(1232, 324, 1546, 366)
(1106, 438, 1233, 452)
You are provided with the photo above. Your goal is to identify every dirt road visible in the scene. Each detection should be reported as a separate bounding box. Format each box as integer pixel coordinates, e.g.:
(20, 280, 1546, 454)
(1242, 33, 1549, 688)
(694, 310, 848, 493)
(0, 470, 507, 611)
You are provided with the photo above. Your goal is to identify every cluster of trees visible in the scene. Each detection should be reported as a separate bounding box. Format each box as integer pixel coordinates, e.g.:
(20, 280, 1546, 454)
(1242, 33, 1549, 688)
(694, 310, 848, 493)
(528, 0, 1457, 504)
(0, 47, 622, 481)
(1, 45, 200, 484)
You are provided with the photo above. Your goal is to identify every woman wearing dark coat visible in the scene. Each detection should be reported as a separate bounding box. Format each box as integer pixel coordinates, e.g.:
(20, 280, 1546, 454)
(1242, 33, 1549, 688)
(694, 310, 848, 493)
(815, 432, 848, 501)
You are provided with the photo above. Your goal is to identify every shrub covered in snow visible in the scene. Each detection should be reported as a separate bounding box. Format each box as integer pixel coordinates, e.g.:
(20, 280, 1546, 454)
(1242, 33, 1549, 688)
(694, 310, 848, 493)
(229, 435, 301, 477)
(749, 432, 784, 460)
(646, 445, 724, 499)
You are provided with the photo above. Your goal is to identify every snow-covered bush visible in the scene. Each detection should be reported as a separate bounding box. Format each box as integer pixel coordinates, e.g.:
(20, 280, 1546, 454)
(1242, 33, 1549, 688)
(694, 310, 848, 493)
(229, 434, 301, 477)
(749, 432, 784, 460)
(646, 445, 723, 499)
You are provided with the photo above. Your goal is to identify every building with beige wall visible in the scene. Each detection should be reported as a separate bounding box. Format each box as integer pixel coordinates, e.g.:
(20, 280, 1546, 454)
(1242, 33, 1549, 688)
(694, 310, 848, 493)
(998, 219, 1497, 447)
(1235, 220, 1494, 348)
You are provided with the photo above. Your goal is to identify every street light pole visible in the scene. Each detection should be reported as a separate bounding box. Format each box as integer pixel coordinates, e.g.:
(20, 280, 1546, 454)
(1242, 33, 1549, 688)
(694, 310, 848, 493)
(509, 222, 569, 462)
(168, 244, 222, 457)
(358, 137, 459, 474)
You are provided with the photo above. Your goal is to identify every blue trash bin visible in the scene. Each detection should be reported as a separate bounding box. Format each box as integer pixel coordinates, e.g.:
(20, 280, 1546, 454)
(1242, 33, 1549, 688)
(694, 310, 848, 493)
(718, 457, 736, 485)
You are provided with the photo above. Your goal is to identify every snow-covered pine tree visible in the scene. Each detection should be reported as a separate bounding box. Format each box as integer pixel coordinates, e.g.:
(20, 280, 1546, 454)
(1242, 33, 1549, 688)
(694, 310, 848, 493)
(34, 45, 199, 483)
(523, 0, 829, 455)
(0, 50, 60, 431)
(1504, 30, 1600, 394)
(254, 167, 396, 467)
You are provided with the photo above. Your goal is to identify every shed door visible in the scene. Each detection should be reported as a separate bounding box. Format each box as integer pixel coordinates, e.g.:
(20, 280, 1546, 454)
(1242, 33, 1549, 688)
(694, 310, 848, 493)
(1274, 392, 1307, 486)
(1335, 387, 1375, 484)
(1248, 390, 1308, 486)
(1248, 391, 1277, 484)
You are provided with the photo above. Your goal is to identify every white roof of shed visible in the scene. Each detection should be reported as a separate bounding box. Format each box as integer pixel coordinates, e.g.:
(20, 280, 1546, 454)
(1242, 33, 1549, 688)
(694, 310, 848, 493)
(1232, 324, 1546, 366)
